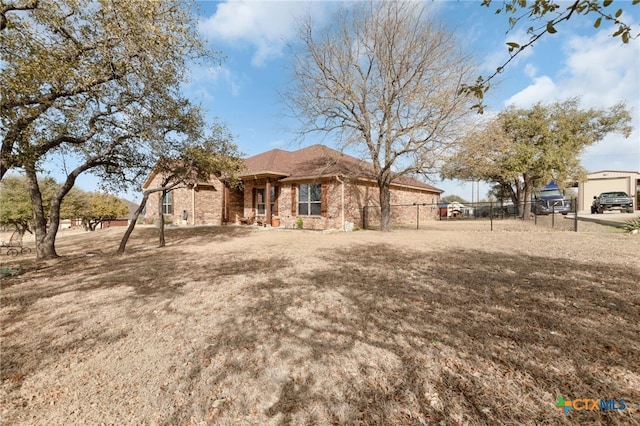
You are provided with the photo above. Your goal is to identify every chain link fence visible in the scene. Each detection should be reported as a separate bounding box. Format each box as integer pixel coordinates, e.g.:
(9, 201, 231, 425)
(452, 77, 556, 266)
(362, 203, 439, 230)
(363, 199, 579, 231)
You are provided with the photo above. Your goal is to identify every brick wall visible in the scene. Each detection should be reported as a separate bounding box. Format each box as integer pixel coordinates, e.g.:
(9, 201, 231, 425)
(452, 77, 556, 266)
(143, 174, 226, 225)
(227, 186, 244, 224)
(342, 179, 440, 229)
(145, 173, 440, 229)
(242, 177, 439, 230)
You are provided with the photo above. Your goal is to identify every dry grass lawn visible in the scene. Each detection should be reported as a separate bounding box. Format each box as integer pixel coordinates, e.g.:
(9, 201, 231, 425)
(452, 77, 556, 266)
(1, 219, 639, 425)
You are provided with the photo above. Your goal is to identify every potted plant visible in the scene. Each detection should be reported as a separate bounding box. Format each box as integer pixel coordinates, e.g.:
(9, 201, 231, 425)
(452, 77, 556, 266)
(271, 215, 281, 227)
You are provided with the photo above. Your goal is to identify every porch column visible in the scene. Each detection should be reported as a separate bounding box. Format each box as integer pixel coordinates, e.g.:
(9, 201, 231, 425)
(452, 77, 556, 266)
(266, 178, 272, 225)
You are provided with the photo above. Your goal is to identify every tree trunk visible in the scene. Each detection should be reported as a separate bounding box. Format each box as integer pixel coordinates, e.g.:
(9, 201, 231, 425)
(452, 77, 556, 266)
(522, 181, 534, 219)
(117, 191, 149, 254)
(25, 157, 95, 259)
(158, 190, 166, 248)
(379, 183, 392, 232)
(520, 174, 535, 219)
(24, 165, 59, 259)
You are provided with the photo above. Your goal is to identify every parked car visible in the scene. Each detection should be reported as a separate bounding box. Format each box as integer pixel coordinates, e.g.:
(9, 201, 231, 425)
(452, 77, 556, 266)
(591, 192, 634, 214)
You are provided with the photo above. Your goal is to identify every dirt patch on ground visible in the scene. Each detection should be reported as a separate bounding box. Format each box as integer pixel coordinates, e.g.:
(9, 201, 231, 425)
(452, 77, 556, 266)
(1, 220, 639, 425)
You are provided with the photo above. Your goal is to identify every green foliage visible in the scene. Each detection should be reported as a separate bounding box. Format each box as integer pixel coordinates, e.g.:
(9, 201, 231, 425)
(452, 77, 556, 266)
(1, 266, 23, 277)
(0, 175, 33, 229)
(443, 99, 632, 213)
(1, 0, 215, 183)
(441, 195, 468, 204)
(622, 216, 640, 233)
(487, 184, 514, 202)
(483, 0, 639, 43)
(151, 123, 245, 193)
(0, 175, 57, 231)
(60, 188, 90, 221)
(1, 0, 221, 258)
(296, 217, 304, 229)
(1, 174, 129, 232)
(60, 188, 128, 229)
(76, 192, 129, 230)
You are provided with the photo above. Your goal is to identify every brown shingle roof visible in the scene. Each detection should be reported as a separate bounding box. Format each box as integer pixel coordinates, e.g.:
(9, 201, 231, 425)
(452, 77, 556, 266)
(241, 144, 442, 193)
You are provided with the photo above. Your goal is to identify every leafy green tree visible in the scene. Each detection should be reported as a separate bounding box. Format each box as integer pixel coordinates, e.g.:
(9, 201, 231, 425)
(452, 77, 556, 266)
(0, 175, 57, 236)
(59, 188, 89, 224)
(487, 184, 515, 203)
(441, 195, 468, 204)
(286, 1, 476, 231)
(88, 193, 128, 230)
(1, 0, 216, 259)
(464, 0, 640, 112)
(442, 99, 632, 217)
(0, 175, 34, 237)
(67, 192, 128, 231)
(1, 176, 128, 237)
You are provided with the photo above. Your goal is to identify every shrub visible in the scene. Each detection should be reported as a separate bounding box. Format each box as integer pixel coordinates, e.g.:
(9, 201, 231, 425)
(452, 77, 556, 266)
(622, 216, 640, 233)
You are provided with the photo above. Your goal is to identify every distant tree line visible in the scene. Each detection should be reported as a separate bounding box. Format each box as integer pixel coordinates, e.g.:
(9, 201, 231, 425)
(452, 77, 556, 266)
(0, 175, 130, 236)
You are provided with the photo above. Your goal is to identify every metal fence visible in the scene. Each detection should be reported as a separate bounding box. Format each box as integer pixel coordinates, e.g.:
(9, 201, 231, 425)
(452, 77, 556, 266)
(362, 203, 439, 230)
(362, 199, 579, 231)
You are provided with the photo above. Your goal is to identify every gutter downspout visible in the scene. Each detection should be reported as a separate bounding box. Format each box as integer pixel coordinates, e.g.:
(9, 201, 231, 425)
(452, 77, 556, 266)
(335, 175, 345, 231)
(192, 185, 196, 226)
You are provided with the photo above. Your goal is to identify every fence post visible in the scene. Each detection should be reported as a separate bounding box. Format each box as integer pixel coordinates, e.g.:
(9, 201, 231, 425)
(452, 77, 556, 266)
(362, 206, 366, 230)
(416, 204, 420, 230)
(574, 197, 578, 232)
(490, 202, 493, 231)
(552, 203, 555, 228)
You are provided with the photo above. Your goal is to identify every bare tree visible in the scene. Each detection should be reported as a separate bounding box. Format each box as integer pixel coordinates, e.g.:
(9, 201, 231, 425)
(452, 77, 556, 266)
(286, 1, 477, 231)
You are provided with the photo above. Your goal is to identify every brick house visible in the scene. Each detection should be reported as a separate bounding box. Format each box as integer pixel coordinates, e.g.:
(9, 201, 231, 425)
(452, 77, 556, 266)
(142, 171, 241, 226)
(143, 144, 443, 229)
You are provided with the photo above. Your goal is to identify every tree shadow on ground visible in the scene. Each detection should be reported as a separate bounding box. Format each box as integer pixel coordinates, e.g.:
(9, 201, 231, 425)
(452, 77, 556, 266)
(194, 244, 639, 425)
(0, 226, 257, 398)
(3, 239, 638, 425)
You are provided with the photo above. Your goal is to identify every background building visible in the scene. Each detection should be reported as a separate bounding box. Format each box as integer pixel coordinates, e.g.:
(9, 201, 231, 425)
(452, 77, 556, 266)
(577, 170, 640, 212)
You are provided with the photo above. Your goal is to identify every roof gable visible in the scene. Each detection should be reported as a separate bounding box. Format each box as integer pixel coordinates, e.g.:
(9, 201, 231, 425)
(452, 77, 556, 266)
(242, 144, 442, 193)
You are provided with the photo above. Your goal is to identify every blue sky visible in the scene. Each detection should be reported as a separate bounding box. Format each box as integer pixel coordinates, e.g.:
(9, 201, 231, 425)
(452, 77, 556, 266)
(82, 1, 640, 201)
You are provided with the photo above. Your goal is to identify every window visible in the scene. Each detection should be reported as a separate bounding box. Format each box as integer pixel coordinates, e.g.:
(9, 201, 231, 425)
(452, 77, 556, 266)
(298, 183, 321, 215)
(162, 191, 173, 215)
(256, 188, 266, 215)
(256, 187, 277, 215)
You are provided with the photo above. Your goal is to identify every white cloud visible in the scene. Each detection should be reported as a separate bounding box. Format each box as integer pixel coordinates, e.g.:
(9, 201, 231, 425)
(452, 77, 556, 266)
(478, 27, 537, 76)
(185, 63, 244, 98)
(199, 1, 332, 66)
(505, 75, 557, 106)
(505, 28, 640, 172)
(507, 27, 639, 106)
(523, 63, 537, 78)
